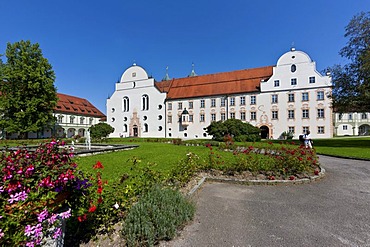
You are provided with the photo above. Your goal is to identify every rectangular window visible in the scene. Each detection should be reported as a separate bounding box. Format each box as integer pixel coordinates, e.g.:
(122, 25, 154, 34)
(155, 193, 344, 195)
(339, 113, 343, 120)
(318, 126, 325, 134)
(188, 101, 193, 109)
(168, 103, 172, 110)
(240, 112, 246, 120)
(288, 110, 295, 119)
(189, 115, 193, 122)
(272, 111, 278, 120)
(288, 93, 295, 102)
(178, 102, 182, 110)
(362, 113, 368, 119)
(200, 99, 205, 108)
(211, 99, 216, 107)
(221, 113, 226, 121)
(303, 126, 310, 134)
(302, 109, 309, 118)
(230, 112, 235, 119)
(343, 125, 348, 130)
(200, 114, 205, 122)
(309, 76, 316, 83)
(250, 112, 256, 120)
(349, 113, 353, 120)
(302, 92, 309, 101)
(274, 80, 280, 87)
(240, 96, 246, 105)
(317, 91, 324, 100)
(230, 97, 235, 106)
(89, 118, 93, 125)
(211, 113, 216, 122)
(250, 95, 256, 105)
(291, 78, 297, 85)
(70, 117, 74, 124)
(271, 94, 278, 104)
(57, 116, 63, 123)
(221, 98, 226, 107)
(167, 115, 172, 123)
(317, 109, 325, 118)
(288, 126, 295, 134)
(80, 118, 84, 124)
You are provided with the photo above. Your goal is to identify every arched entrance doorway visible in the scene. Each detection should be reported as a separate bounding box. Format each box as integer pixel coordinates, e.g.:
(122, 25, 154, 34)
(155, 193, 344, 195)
(260, 126, 269, 139)
(359, 124, 370, 135)
(133, 125, 138, 137)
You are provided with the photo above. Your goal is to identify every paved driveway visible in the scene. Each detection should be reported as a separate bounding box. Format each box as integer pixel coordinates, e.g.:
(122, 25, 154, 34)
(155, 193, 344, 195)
(161, 155, 370, 247)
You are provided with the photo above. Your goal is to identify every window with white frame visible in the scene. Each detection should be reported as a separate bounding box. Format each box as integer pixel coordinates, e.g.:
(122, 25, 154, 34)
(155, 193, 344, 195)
(89, 118, 93, 125)
(221, 113, 226, 121)
(123, 124, 128, 132)
(168, 102, 172, 110)
(80, 117, 85, 125)
(288, 110, 295, 119)
(167, 115, 172, 123)
(178, 102, 182, 110)
(288, 126, 295, 134)
(230, 97, 235, 106)
(240, 96, 246, 105)
(362, 113, 367, 119)
(309, 76, 316, 83)
(250, 95, 256, 105)
(189, 115, 193, 122)
(70, 116, 75, 124)
(250, 111, 256, 120)
(240, 112, 246, 120)
(188, 101, 193, 109)
(291, 78, 297, 85)
(303, 126, 310, 134)
(200, 114, 205, 122)
(317, 91, 324, 100)
(144, 123, 148, 132)
(142, 94, 149, 111)
(349, 113, 353, 120)
(317, 109, 325, 118)
(221, 97, 226, 107)
(200, 99, 205, 108)
(274, 80, 280, 87)
(123, 97, 129, 112)
(302, 92, 309, 101)
(57, 115, 63, 123)
(343, 125, 348, 130)
(230, 112, 235, 119)
(272, 94, 278, 104)
(211, 113, 216, 122)
(211, 99, 216, 107)
(318, 126, 325, 134)
(302, 109, 309, 118)
(272, 111, 278, 120)
(288, 93, 295, 102)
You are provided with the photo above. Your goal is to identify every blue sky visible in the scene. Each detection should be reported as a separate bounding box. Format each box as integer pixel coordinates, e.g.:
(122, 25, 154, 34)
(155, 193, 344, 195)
(0, 1, 369, 114)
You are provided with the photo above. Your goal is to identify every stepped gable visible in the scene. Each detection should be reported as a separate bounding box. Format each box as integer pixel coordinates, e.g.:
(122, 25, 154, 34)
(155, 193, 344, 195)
(157, 66, 273, 100)
(55, 93, 105, 118)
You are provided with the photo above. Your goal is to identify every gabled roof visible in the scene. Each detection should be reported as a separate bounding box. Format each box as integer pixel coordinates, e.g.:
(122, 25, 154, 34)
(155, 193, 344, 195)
(55, 93, 105, 118)
(155, 66, 273, 100)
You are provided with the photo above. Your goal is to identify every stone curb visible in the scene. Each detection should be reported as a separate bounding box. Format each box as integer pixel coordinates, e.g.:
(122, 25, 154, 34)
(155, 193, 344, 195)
(187, 167, 326, 197)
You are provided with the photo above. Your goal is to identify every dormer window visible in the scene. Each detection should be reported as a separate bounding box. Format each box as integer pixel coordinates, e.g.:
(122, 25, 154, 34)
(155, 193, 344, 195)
(291, 64, 296, 73)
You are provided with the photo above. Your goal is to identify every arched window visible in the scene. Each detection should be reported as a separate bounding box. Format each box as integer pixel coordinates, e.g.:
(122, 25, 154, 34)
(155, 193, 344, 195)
(144, 123, 148, 132)
(123, 97, 129, 112)
(142, 94, 149, 111)
(123, 124, 128, 132)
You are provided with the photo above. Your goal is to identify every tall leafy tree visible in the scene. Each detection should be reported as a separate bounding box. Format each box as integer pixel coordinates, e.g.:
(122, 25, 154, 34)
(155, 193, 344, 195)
(0, 40, 58, 138)
(330, 11, 370, 112)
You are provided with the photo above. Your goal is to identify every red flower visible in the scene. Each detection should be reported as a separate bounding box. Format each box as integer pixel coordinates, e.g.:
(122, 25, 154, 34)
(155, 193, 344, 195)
(93, 161, 104, 169)
(97, 197, 103, 204)
(289, 175, 295, 180)
(78, 214, 87, 222)
(88, 205, 97, 213)
(97, 187, 103, 194)
(314, 170, 319, 175)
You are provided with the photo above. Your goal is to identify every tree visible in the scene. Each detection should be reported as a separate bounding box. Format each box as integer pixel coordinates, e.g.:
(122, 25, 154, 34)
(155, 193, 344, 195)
(206, 119, 261, 142)
(89, 122, 114, 140)
(329, 11, 370, 112)
(0, 40, 58, 138)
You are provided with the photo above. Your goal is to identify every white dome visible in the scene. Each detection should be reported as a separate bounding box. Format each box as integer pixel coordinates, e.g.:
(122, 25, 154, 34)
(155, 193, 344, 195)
(120, 65, 149, 83)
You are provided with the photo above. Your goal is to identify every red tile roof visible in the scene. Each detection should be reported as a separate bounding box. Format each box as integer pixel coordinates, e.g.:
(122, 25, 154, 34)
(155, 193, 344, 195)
(55, 93, 105, 118)
(155, 66, 273, 100)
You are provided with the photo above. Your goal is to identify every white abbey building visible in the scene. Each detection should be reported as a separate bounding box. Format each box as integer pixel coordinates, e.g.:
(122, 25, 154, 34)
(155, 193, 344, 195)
(107, 48, 333, 140)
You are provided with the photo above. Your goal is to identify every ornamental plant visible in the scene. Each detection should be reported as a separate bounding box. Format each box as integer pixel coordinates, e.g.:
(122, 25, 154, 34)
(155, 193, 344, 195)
(0, 141, 94, 246)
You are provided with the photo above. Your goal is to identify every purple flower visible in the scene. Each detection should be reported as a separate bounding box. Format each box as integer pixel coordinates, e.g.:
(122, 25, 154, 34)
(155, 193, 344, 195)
(0, 229, 4, 239)
(18, 191, 28, 201)
(48, 213, 58, 224)
(53, 227, 62, 239)
(8, 194, 17, 204)
(37, 209, 49, 222)
(0, 186, 4, 193)
(25, 225, 34, 237)
(26, 242, 35, 247)
(33, 224, 43, 238)
(59, 208, 71, 219)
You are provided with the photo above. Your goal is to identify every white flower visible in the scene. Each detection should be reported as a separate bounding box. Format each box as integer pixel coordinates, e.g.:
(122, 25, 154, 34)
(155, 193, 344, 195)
(113, 203, 119, 209)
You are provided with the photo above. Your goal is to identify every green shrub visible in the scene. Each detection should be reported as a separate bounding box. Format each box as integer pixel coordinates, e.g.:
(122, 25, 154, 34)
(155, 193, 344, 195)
(122, 185, 195, 247)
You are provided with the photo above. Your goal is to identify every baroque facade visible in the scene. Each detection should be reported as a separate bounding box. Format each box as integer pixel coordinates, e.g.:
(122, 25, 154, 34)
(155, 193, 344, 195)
(107, 48, 333, 139)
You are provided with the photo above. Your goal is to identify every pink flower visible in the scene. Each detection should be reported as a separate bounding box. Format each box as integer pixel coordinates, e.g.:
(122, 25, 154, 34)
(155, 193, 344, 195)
(37, 209, 49, 222)
(0, 229, 4, 239)
(48, 213, 58, 224)
(59, 208, 71, 219)
(53, 228, 62, 239)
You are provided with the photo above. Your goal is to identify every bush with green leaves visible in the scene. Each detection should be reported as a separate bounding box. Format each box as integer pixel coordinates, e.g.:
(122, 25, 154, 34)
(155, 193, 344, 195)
(122, 185, 195, 247)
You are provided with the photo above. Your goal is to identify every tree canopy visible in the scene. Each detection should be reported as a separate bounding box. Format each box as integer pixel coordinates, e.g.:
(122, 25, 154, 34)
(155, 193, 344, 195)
(206, 119, 261, 142)
(89, 122, 115, 139)
(0, 40, 58, 138)
(329, 11, 370, 112)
